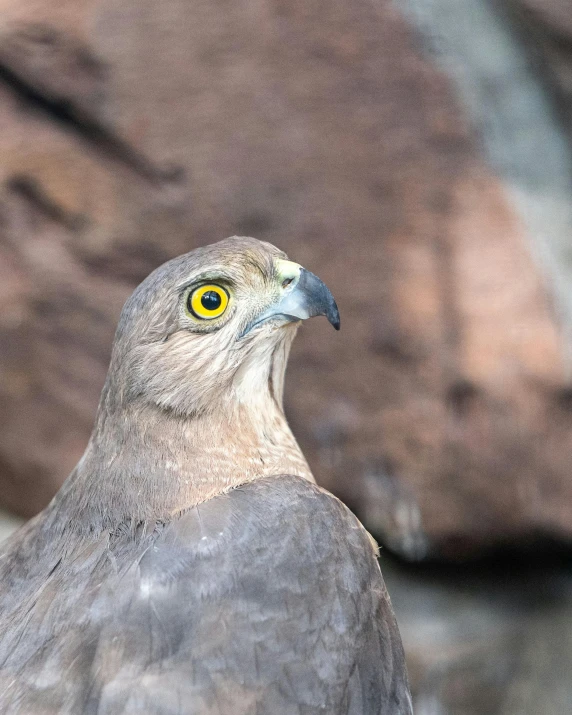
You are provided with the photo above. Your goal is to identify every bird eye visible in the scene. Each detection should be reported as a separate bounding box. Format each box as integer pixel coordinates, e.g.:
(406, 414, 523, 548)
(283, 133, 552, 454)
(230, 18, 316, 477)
(187, 284, 229, 320)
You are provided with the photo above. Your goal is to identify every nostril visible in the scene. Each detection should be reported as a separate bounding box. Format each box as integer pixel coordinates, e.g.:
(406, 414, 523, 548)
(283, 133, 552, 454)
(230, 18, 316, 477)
(282, 278, 294, 289)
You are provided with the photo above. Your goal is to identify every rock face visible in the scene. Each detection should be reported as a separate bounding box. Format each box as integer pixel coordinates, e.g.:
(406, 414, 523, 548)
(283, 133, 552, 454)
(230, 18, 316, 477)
(0, 0, 570, 558)
(384, 556, 572, 714)
(508, 0, 572, 131)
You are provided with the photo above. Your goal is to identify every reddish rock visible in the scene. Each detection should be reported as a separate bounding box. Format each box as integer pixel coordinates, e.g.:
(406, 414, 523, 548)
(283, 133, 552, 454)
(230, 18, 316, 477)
(0, 0, 569, 558)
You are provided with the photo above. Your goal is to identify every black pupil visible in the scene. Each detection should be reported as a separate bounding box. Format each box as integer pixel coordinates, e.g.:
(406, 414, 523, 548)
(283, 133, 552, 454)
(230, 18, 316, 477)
(201, 290, 222, 312)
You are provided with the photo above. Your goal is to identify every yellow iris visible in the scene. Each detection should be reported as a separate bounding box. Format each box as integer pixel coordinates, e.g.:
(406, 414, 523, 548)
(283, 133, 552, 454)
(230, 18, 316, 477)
(188, 284, 229, 320)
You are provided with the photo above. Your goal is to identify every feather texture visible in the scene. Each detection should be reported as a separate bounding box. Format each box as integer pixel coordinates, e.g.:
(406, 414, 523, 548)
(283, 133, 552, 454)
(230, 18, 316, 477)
(0, 238, 412, 714)
(0, 476, 411, 714)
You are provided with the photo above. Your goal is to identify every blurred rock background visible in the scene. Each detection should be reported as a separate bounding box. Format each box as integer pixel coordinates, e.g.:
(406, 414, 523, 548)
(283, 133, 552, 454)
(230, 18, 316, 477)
(1, 0, 572, 711)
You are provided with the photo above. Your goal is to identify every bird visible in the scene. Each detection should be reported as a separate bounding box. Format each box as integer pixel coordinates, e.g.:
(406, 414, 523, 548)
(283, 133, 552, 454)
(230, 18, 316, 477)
(0, 236, 412, 714)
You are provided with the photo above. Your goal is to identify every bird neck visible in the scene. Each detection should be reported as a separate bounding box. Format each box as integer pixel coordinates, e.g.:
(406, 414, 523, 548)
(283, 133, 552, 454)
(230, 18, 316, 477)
(64, 388, 313, 526)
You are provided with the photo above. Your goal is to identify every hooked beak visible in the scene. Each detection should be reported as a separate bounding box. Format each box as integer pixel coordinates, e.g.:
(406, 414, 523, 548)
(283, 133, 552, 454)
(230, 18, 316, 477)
(242, 259, 340, 337)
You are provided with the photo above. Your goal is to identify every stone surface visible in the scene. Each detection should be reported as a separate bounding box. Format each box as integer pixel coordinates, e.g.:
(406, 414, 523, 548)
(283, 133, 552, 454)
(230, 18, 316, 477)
(384, 553, 572, 714)
(0, 0, 570, 558)
(507, 0, 572, 131)
(395, 0, 572, 331)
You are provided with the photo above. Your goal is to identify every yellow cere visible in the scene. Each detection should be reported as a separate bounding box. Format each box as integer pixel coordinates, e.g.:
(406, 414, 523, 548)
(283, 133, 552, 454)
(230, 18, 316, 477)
(189, 284, 229, 320)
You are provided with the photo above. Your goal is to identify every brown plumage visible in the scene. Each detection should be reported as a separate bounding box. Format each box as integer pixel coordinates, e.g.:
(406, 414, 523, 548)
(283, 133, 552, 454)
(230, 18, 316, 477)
(0, 237, 412, 714)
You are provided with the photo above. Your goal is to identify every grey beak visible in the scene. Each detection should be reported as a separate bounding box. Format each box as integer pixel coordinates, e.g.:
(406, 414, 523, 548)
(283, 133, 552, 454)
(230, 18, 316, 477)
(277, 268, 340, 329)
(243, 268, 340, 336)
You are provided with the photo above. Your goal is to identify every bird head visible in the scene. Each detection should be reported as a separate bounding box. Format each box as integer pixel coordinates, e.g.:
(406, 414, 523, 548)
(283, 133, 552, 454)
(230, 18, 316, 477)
(105, 237, 339, 418)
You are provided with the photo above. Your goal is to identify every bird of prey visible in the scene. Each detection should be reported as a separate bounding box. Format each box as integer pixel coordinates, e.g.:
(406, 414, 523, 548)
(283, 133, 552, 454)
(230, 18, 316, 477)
(0, 237, 412, 714)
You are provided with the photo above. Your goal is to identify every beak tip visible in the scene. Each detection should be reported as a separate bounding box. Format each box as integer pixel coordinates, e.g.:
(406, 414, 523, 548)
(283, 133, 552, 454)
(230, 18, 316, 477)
(329, 303, 341, 331)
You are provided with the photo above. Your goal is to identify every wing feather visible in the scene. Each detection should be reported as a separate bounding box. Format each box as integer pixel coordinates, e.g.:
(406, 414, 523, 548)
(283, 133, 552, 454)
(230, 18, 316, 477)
(0, 476, 411, 714)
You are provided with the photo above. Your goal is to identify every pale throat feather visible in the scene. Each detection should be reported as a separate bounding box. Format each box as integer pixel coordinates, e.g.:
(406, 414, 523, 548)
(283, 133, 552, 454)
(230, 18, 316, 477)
(225, 323, 314, 487)
(176, 323, 315, 506)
